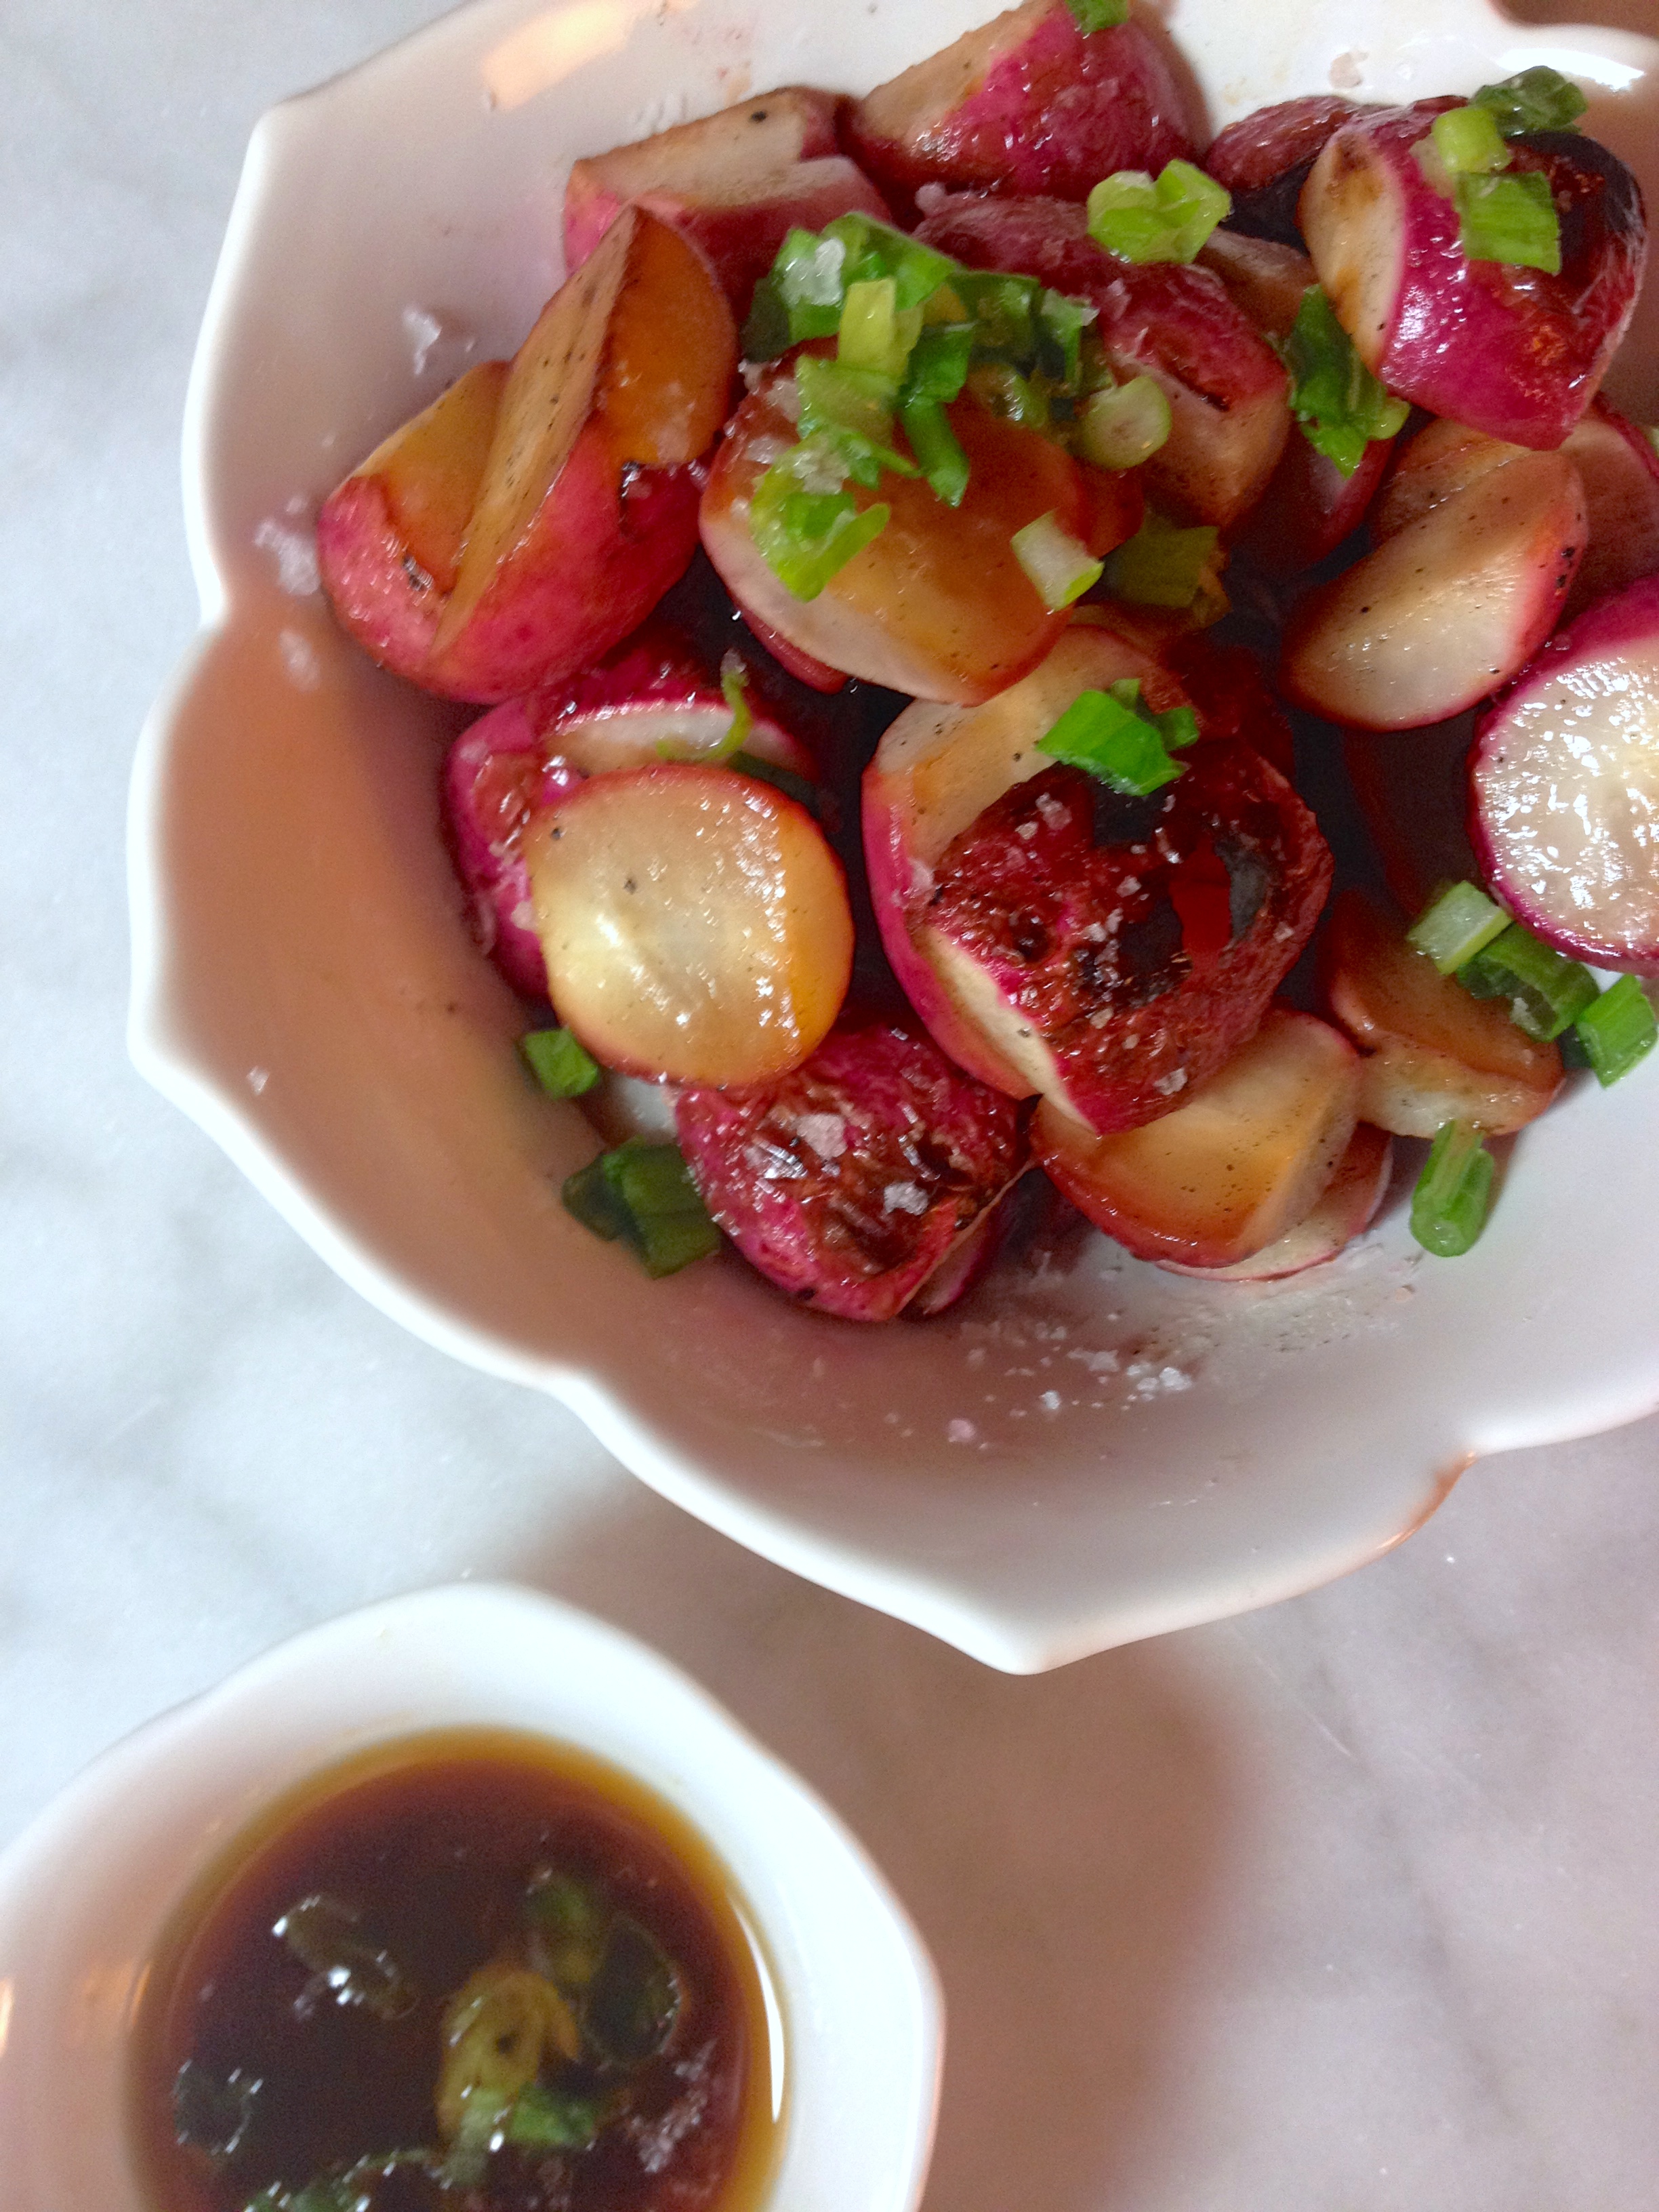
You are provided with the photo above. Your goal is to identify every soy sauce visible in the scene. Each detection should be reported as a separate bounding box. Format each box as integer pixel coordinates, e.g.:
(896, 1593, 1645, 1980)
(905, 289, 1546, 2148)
(131, 1729, 781, 2212)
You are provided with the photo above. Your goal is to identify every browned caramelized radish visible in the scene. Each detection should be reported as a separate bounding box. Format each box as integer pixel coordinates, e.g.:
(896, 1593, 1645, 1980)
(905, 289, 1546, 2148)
(1160, 1122, 1393, 1279)
(1320, 890, 1562, 1136)
(527, 763, 852, 1086)
(1032, 1008, 1361, 1268)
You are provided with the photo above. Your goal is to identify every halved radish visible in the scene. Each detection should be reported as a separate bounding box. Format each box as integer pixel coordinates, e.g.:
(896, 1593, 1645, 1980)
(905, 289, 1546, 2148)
(1280, 450, 1586, 730)
(525, 763, 853, 1085)
(1471, 573, 1659, 973)
(1561, 402, 1659, 621)
(1320, 890, 1562, 1135)
(675, 1023, 1027, 1321)
(1159, 1122, 1393, 1279)
(1371, 417, 1525, 543)
(1031, 1008, 1361, 1268)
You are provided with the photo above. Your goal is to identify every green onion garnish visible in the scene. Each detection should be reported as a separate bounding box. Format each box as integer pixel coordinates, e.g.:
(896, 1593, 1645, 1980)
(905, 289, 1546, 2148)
(749, 446, 890, 598)
(823, 211, 957, 312)
(1472, 64, 1588, 137)
(1455, 167, 1561, 273)
(794, 354, 918, 487)
(968, 361, 1050, 428)
(1038, 677, 1199, 795)
(838, 276, 924, 380)
(1105, 507, 1222, 609)
(562, 1139, 720, 1277)
(1011, 510, 1103, 610)
(1036, 289, 1097, 389)
(1077, 374, 1171, 469)
(1274, 285, 1410, 477)
(1406, 880, 1511, 975)
(729, 750, 825, 817)
(1568, 973, 1658, 1086)
(520, 1026, 602, 1097)
(951, 268, 1042, 361)
(1086, 159, 1231, 266)
(1411, 1120, 1496, 1257)
(901, 397, 971, 506)
(1431, 103, 1512, 176)
(1065, 0, 1129, 27)
(1456, 920, 1599, 1040)
(766, 225, 847, 343)
(900, 323, 974, 406)
(506, 2084, 604, 2153)
(716, 651, 752, 756)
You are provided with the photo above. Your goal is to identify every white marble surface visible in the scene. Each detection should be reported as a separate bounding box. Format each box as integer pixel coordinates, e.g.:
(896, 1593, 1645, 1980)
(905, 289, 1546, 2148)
(4, 1, 1658, 2205)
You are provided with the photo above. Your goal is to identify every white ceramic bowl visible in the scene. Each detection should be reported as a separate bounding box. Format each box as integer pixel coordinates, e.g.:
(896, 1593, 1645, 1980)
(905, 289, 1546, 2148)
(0, 1584, 941, 2212)
(130, 0, 1659, 1673)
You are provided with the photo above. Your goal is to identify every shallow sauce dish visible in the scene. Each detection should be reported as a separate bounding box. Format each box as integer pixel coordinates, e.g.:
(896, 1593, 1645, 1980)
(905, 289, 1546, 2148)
(0, 1586, 941, 2212)
(131, 0, 1659, 1671)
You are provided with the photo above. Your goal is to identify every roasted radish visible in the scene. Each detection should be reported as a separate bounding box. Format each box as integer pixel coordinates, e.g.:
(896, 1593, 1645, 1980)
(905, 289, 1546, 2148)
(1159, 1122, 1393, 1279)
(526, 762, 853, 1085)
(1203, 94, 1382, 243)
(675, 1023, 1027, 1320)
(1281, 449, 1586, 729)
(1471, 573, 1659, 973)
(1300, 105, 1645, 450)
(846, 1, 1193, 211)
(1320, 890, 1562, 1134)
(1031, 1008, 1361, 1267)
(1562, 402, 1659, 620)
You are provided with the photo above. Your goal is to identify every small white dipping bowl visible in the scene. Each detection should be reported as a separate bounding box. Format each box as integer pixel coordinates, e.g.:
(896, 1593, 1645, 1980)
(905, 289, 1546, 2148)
(0, 1584, 942, 2212)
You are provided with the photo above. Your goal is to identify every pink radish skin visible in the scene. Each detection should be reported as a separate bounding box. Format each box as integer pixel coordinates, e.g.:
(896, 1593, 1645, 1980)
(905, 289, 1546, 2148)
(1280, 449, 1587, 731)
(1561, 403, 1659, 621)
(846, 3, 1193, 212)
(1471, 571, 1659, 974)
(1159, 1122, 1393, 1279)
(1300, 109, 1645, 451)
(564, 87, 842, 269)
(914, 192, 1290, 529)
(675, 1024, 1027, 1322)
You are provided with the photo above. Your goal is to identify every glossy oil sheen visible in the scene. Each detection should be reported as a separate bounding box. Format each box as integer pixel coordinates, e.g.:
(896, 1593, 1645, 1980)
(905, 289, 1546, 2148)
(130, 1727, 781, 2212)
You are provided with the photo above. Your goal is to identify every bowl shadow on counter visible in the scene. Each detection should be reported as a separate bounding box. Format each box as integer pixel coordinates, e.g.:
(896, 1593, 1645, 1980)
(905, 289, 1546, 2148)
(499, 1489, 1247, 2212)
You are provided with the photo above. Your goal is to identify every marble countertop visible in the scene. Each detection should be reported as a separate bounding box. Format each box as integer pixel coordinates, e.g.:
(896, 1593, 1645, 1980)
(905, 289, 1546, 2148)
(4, 1, 1657, 2205)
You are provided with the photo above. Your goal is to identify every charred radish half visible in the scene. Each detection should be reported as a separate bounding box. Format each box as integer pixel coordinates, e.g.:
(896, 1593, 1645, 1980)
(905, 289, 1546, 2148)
(1033, 1008, 1361, 1268)
(1321, 890, 1562, 1135)
(1471, 573, 1659, 973)
(676, 1023, 1027, 1320)
(864, 628, 1332, 1133)
(1159, 1122, 1393, 1279)
(526, 763, 853, 1085)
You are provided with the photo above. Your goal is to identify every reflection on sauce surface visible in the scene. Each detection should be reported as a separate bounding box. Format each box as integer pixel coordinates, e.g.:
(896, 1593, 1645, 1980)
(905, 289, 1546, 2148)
(131, 1729, 781, 2212)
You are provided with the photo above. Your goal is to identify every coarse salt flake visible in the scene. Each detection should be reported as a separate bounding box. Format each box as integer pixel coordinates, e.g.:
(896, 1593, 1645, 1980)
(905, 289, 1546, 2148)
(796, 1111, 848, 1161)
(883, 1181, 929, 1216)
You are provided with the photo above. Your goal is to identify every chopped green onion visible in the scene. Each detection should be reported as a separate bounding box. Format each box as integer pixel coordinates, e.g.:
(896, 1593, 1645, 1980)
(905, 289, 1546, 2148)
(821, 211, 958, 312)
(272, 1894, 420, 2022)
(838, 276, 924, 380)
(1038, 678, 1197, 795)
(729, 749, 825, 817)
(952, 268, 1042, 360)
(967, 361, 1050, 428)
(716, 651, 753, 757)
(562, 1138, 720, 1276)
(520, 1026, 601, 1097)
(1086, 159, 1231, 265)
(585, 1916, 682, 2066)
(740, 274, 791, 361)
(1456, 920, 1599, 1040)
(1065, 0, 1129, 27)
(1036, 289, 1097, 389)
(1411, 1120, 1496, 1257)
(901, 323, 974, 405)
(768, 226, 847, 342)
(1011, 510, 1103, 609)
(1472, 64, 1587, 136)
(1077, 375, 1171, 468)
(1406, 881, 1511, 975)
(1105, 507, 1221, 609)
(1569, 973, 1657, 1085)
(794, 354, 917, 488)
(507, 2084, 605, 2153)
(750, 445, 890, 599)
(525, 1870, 607, 1990)
(1432, 103, 1512, 176)
(1456, 167, 1561, 272)
(1274, 285, 1410, 477)
(901, 397, 971, 506)
(173, 2060, 261, 2161)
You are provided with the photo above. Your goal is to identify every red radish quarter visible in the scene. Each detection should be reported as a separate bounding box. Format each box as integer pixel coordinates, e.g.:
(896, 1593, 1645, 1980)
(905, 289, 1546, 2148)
(1321, 890, 1563, 1134)
(676, 1023, 1027, 1321)
(915, 192, 1290, 529)
(1031, 1007, 1361, 1267)
(1203, 94, 1383, 243)
(1300, 108, 1645, 449)
(1561, 402, 1659, 620)
(846, 1, 1193, 212)
(1160, 1122, 1393, 1279)
(564, 87, 842, 268)
(1281, 449, 1586, 729)
(525, 762, 853, 1085)
(1471, 572, 1659, 972)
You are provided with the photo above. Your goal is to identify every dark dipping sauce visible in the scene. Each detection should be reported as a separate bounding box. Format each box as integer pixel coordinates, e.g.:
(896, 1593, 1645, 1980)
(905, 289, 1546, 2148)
(131, 1729, 779, 2212)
